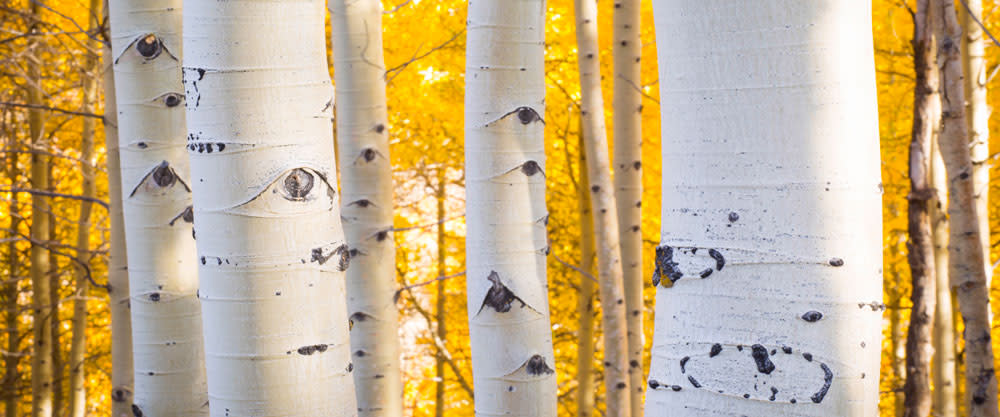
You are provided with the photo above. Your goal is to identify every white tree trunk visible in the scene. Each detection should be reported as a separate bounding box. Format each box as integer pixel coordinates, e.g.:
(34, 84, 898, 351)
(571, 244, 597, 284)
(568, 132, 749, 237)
(611, 1, 645, 414)
(647, 2, 883, 416)
(576, 132, 596, 417)
(108, 0, 209, 415)
(464, 0, 557, 415)
(574, 0, 633, 415)
(329, 1, 401, 415)
(102, 31, 136, 417)
(959, 0, 991, 290)
(930, 137, 958, 417)
(183, 1, 357, 415)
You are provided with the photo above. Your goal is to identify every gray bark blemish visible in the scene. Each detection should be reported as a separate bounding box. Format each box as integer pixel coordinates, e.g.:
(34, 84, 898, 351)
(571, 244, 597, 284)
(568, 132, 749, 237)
(297, 344, 329, 355)
(750, 344, 775, 374)
(811, 363, 833, 403)
(709, 343, 722, 358)
(283, 168, 314, 200)
(828, 258, 844, 267)
(708, 249, 725, 271)
(801, 311, 823, 322)
(525, 354, 555, 375)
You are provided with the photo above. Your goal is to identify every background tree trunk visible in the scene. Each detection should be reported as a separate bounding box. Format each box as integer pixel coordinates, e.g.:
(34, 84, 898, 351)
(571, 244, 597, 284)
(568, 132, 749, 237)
(647, 1, 883, 415)
(5, 105, 22, 417)
(611, 1, 645, 415)
(902, 1, 939, 415)
(576, 131, 596, 417)
(464, 0, 557, 415)
(935, 1, 1000, 415)
(573, 0, 632, 415)
(329, 1, 402, 415)
(435, 168, 447, 417)
(183, 0, 357, 414)
(931, 136, 958, 417)
(108, 0, 208, 414)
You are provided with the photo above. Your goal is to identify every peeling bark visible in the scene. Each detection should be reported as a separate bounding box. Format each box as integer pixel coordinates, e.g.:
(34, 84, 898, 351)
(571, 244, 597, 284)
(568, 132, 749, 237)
(183, 0, 357, 414)
(573, 0, 632, 415)
(935, 1, 1000, 415)
(647, 1, 883, 415)
(109, 0, 208, 414)
(465, 0, 557, 414)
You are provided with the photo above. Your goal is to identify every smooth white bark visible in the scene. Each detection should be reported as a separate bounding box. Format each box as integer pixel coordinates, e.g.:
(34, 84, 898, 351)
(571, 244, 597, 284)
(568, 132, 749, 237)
(109, 0, 209, 415)
(465, 0, 557, 415)
(329, 1, 402, 415)
(930, 137, 957, 417)
(648, 2, 883, 415)
(183, 1, 357, 415)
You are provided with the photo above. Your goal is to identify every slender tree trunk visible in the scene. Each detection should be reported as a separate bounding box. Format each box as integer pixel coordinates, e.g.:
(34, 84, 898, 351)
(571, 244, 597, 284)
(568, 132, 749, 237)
(576, 132, 596, 417)
(936, 1, 1000, 415)
(464, 0, 557, 415)
(27, 1, 55, 415)
(102, 19, 135, 416)
(435, 169, 447, 417)
(959, 0, 991, 291)
(48, 186, 62, 417)
(66, 1, 102, 414)
(573, 1, 631, 415)
(889, 270, 906, 417)
(903, 2, 940, 415)
(647, 2, 882, 415)
(183, 1, 357, 414)
(108, 0, 209, 414)
(329, 1, 401, 414)
(5, 114, 21, 417)
(931, 136, 958, 417)
(611, 1, 644, 414)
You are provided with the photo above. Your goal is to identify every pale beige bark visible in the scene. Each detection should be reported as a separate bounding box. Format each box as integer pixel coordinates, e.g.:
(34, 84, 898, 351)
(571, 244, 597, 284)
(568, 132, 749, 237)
(574, 1, 631, 415)
(329, 1, 401, 414)
(931, 136, 957, 417)
(435, 169, 446, 417)
(611, 1, 644, 414)
(936, 1, 1000, 414)
(576, 132, 596, 417)
(5, 108, 22, 417)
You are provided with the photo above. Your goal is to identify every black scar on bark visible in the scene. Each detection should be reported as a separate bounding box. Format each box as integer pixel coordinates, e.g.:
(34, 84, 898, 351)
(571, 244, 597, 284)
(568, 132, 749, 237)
(769, 387, 779, 401)
(653, 245, 682, 287)
(708, 249, 725, 271)
(751, 344, 775, 374)
(374, 124, 385, 133)
(633, 161, 641, 170)
(811, 363, 833, 403)
(350, 312, 374, 323)
(782, 346, 792, 354)
(135, 34, 161, 58)
(361, 148, 377, 162)
(802, 352, 813, 362)
(149, 293, 160, 302)
(728, 212, 739, 222)
(297, 344, 329, 355)
(131, 404, 143, 417)
(152, 162, 176, 188)
(169, 205, 194, 226)
(284, 169, 314, 200)
(647, 379, 660, 389)
(801, 311, 823, 322)
(687, 375, 702, 388)
(112, 389, 126, 402)
(521, 160, 543, 177)
(163, 93, 182, 107)
(346, 363, 353, 372)
(515, 106, 543, 124)
(350, 199, 373, 208)
(480, 271, 526, 313)
(829, 258, 844, 267)
(679, 356, 689, 373)
(709, 343, 722, 357)
(699, 268, 713, 278)
(526, 354, 555, 375)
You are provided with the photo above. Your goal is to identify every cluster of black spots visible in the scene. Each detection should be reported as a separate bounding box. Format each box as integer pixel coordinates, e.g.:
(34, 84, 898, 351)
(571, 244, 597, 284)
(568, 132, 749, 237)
(750, 344, 776, 374)
(186, 142, 226, 153)
(131, 404, 144, 417)
(811, 363, 834, 404)
(521, 160, 543, 177)
(829, 257, 845, 267)
(135, 34, 161, 58)
(652, 245, 681, 287)
(284, 168, 314, 199)
(297, 344, 329, 355)
(801, 311, 823, 322)
(709, 343, 723, 358)
(481, 271, 526, 313)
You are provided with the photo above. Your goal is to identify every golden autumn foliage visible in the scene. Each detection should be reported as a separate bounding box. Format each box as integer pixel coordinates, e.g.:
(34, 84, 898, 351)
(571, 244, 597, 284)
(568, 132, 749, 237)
(0, 0, 997, 416)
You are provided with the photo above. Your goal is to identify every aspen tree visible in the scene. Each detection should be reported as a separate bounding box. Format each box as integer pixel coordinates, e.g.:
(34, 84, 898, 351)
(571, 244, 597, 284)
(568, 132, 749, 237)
(930, 138, 958, 417)
(647, 1, 883, 415)
(935, 0, 1000, 414)
(434, 169, 447, 417)
(611, 1, 644, 414)
(959, 0, 991, 288)
(27, 1, 55, 415)
(576, 133, 596, 417)
(103, 30, 135, 417)
(67, 1, 103, 414)
(464, 0, 557, 415)
(902, 1, 939, 415)
(109, 0, 209, 414)
(183, 0, 357, 414)
(329, 1, 402, 414)
(4, 126, 20, 417)
(574, 0, 632, 414)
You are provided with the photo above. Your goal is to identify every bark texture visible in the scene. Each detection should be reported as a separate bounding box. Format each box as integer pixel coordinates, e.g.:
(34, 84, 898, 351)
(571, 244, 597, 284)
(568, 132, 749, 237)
(329, 1, 402, 415)
(903, 1, 939, 415)
(931, 136, 958, 417)
(464, 0, 558, 415)
(183, 0, 357, 414)
(109, 0, 209, 414)
(574, 0, 632, 415)
(935, 1, 1000, 415)
(647, 1, 883, 415)
(611, 1, 645, 414)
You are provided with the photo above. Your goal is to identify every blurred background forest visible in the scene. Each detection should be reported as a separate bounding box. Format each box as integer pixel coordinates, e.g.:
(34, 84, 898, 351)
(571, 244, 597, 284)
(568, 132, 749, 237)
(0, 0, 998, 416)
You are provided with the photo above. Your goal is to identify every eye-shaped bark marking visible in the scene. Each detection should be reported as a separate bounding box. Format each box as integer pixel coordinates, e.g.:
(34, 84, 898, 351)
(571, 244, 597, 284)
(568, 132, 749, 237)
(350, 312, 374, 323)
(828, 257, 844, 267)
(801, 311, 823, 322)
(520, 160, 543, 177)
(128, 161, 191, 197)
(296, 344, 329, 355)
(136, 34, 161, 58)
(349, 199, 374, 208)
(484, 106, 545, 127)
(168, 205, 194, 226)
(284, 168, 314, 200)
(478, 271, 527, 314)
(525, 354, 555, 375)
(358, 148, 380, 163)
(151, 92, 185, 108)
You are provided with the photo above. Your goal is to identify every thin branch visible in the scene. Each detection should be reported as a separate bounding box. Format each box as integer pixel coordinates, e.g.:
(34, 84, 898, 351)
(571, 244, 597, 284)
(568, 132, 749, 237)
(395, 271, 466, 299)
(0, 101, 103, 121)
(959, 0, 1000, 50)
(384, 0, 412, 14)
(1, 188, 109, 209)
(551, 252, 598, 283)
(617, 74, 659, 104)
(388, 214, 464, 233)
(385, 29, 465, 85)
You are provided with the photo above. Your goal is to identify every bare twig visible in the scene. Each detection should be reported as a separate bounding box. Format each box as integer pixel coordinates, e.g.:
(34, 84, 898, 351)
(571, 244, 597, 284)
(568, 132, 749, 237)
(395, 271, 466, 299)
(388, 213, 464, 233)
(1, 188, 109, 209)
(551, 252, 598, 283)
(0, 102, 103, 121)
(385, 29, 465, 85)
